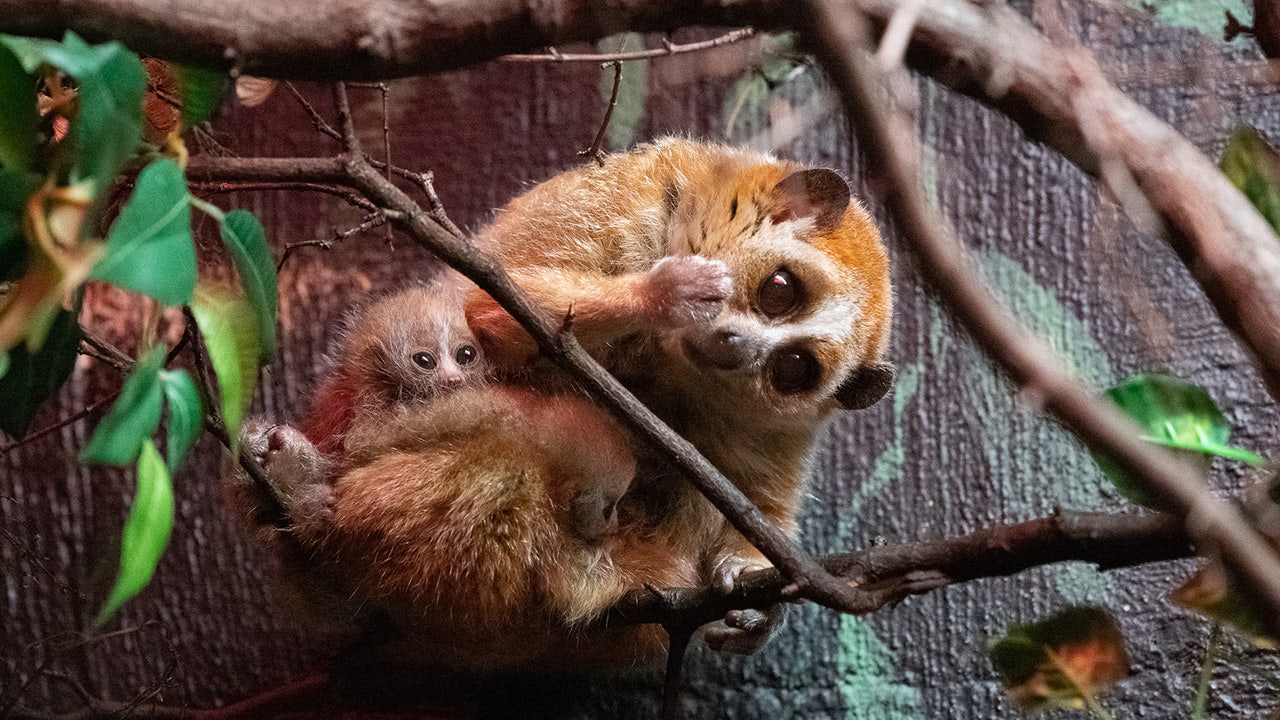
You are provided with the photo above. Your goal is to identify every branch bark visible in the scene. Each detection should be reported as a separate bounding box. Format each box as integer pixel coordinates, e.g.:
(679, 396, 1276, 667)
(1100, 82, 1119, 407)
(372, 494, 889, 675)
(606, 511, 1193, 627)
(0, 0, 784, 80)
(13, 0, 1279, 404)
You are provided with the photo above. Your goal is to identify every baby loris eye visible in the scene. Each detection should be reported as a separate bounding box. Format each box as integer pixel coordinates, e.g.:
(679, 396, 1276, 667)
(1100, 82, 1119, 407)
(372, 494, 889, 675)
(757, 268, 801, 317)
(455, 344, 479, 365)
(412, 351, 438, 370)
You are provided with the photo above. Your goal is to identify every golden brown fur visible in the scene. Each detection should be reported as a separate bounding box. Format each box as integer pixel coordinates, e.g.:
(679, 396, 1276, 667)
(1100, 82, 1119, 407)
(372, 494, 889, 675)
(468, 138, 894, 606)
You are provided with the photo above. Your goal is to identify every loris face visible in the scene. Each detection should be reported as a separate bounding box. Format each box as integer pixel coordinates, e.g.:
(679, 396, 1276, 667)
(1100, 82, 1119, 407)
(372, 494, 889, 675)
(348, 286, 489, 405)
(663, 162, 894, 416)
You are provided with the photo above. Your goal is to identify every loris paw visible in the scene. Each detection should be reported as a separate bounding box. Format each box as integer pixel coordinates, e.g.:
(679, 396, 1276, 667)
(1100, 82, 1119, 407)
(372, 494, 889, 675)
(704, 605, 787, 656)
(643, 256, 732, 326)
(710, 554, 769, 595)
(237, 421, 329, 509)
(261, 425, 328, 498)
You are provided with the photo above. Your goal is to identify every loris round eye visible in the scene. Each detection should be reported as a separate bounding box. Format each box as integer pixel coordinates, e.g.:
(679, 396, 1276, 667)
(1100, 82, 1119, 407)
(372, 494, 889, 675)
(768, 347, 820, 395)
(412, 352, 437, 370)
(758, 269, 800, 317)
(455, 345, 478, 365)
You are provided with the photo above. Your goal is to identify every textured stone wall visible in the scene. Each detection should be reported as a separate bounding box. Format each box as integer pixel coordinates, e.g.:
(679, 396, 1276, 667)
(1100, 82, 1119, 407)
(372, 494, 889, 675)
(3, 2, 1279, 717)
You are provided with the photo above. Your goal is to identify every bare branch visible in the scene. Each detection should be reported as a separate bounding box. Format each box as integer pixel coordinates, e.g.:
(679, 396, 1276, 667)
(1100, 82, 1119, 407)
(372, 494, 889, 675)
(605, 511, 1192, 627)
(580, 60, 623, 166)
(0, 1, 783, 79)
(797, 0, 1280, 636)
(500, 27, 756, 63)
(7, 511, 1193, 719)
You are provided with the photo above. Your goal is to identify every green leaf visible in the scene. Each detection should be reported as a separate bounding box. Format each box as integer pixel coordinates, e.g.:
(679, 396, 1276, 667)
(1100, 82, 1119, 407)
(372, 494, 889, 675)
(0, 307, 81, 436)
(159, 369, 202, 475)
(190, 285, 259, 446)
(80, 346, 165, 465)
(3, 33, 147, 195)
(1221, 125, 1280, 236)
(89, 157, 196, 306)
(218, 210, 277, 362)
(172, 64, 226, 129)
(989, 606, 1129, 713)
(94, 438, 174, 627)
(0, 36, 55, 73)
(0, 166, 40, 281)
(1095, 373, 1260, 509)
(0, 42, 38, 171)
(44, 33, 146, 194)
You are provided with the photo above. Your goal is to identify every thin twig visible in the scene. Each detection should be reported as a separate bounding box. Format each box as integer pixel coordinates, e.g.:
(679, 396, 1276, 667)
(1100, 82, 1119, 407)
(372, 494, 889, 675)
(798, 0, 1280, 636)
(79, 328, 135, 374)
(332, 83, 359, 153)
(500, 28, 756, 62)
(0, 393, 119, 454)
(580, 60, 622, 166)
(283, 82, 342, 143)
(660, 625, 693, 720)
(191, 180, 378, 212)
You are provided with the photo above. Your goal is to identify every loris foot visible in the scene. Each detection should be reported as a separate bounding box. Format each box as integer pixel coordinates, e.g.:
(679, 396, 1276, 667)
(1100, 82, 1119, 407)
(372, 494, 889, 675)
(642, 256, 732, 326)
(704, 605, 787, 655)
(238, 420, 334, 544)
(704, 554, 785, 655)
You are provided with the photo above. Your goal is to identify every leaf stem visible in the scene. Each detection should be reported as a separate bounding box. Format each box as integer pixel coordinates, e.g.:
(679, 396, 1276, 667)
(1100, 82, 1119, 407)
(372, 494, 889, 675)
(188, 196, 225, 222)
(1190, 623, 1221, 720)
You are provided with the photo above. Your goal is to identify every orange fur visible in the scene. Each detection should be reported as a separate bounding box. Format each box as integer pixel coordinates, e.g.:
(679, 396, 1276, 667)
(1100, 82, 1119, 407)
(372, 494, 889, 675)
(468, 138, 894, 603)
(320, 384, 695, 671)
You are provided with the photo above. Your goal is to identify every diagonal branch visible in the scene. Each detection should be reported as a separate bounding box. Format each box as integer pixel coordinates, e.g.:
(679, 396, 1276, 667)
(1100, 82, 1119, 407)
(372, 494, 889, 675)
(797, 0, 1280, 636)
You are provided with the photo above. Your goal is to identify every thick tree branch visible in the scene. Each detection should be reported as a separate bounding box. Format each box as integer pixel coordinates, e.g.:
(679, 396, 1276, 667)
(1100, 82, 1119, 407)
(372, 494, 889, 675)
(0, 0, 785, 80)
(606, 511, 1193, 627)
(15, 0, 1279, 404)
(852, 0, 1280, 406)
(798, 0, 1280, 636)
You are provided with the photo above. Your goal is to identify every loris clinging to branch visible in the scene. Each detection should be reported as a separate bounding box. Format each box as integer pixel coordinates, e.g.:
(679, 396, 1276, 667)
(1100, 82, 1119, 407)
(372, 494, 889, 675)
(233, 281, 695, 671)
(468, 137, 894, 652)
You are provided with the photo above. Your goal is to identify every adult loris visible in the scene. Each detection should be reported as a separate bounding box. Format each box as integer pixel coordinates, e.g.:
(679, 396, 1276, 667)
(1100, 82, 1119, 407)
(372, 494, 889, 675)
(467, 138, 895, 652)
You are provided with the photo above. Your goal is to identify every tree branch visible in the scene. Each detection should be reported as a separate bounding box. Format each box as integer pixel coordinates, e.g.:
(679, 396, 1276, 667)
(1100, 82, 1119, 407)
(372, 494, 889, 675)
(605, 510, 1193, 627)
(15, 0, 1278, 404)
(0, 0, 785, 80)
(797, 0, 1280, 636)
(7, 511, 1195, 719)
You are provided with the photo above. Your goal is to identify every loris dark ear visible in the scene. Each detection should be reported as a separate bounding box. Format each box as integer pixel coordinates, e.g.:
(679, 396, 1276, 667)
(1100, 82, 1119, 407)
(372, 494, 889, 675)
(834, 361, 895, 410)
(771, 169, 851, 228)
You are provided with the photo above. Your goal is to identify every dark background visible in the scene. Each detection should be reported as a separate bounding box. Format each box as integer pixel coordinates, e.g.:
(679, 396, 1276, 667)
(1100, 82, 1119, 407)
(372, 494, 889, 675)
(4, 1, 1280, 717)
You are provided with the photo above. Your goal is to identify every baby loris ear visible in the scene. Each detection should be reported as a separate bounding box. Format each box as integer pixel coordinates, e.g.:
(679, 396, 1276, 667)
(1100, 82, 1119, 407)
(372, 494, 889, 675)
(834, 361, 895, 410)
(770, 169, 851, 229)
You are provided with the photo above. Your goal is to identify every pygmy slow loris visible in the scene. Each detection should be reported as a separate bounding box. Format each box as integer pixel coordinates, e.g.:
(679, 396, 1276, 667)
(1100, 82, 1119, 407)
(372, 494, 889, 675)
(467, 137, 895, 653)
(232, 282, 696, 672)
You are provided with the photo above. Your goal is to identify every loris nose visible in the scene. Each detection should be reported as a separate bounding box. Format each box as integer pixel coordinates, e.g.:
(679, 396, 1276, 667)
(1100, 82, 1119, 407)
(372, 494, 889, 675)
(438, 364, 465, 387)
(687, 329, 750, 371)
